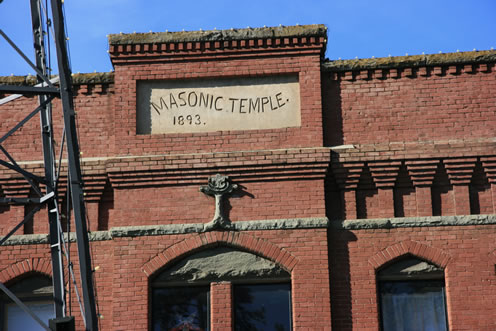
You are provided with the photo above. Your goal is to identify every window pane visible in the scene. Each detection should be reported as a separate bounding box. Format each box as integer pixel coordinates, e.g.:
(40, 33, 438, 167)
(152, 286, 209, 331)
(5, 302, 55, 331)
(379, 280, 447, 331)
(234, 283, 291, 331)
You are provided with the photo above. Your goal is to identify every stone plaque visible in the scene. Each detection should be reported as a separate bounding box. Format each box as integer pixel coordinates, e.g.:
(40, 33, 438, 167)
(136, 75, 300, 134)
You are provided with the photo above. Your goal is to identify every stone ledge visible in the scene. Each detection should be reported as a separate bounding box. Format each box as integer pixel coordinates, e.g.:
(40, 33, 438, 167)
(3, 215, 495, 245)
(110, 217, 330, 237)
(0, 231, 111, 246)
(0, 217, 329, 245)
(331, 214, 496, 230)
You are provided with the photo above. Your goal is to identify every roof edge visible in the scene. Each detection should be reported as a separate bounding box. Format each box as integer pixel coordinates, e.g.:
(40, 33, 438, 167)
(108, 24, 327, 45)
(0, 72, 114, 86)
(323, 50, 496, 72)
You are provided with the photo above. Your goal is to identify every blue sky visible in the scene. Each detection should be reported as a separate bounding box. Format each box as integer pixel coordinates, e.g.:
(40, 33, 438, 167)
(0, 0, 495, 76)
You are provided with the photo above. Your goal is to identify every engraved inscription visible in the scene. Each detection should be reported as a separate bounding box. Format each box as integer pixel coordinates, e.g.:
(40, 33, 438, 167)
(137, 76, 300, 134)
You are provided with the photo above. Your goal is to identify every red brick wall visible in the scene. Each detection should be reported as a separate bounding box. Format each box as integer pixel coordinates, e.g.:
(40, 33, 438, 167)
(329, 225, 496, 331)
(108, 228, 331, 330)
(112, 53, 324, 156)
(108, 179, 325, 228)
(323, 65, 496, 146)
(0, 84, 114, 162)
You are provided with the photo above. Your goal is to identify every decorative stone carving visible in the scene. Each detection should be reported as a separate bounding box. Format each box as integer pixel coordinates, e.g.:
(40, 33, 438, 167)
(200, 174, 238, 231)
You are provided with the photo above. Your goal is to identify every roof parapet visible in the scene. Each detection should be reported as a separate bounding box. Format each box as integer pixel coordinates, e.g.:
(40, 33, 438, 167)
(108, 25, 328, 63)
(323, 50, 496, 72)
(0, 72, 114, 86)
(108, 25, 327, 45)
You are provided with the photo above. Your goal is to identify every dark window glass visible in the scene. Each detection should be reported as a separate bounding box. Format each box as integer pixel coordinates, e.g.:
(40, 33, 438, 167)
(379, 280, 448, 331)
(234, 283, 291, 331)
(152, 286, 209, 331)
(4, 302, 54, 331)
(0, 275, 54, 331)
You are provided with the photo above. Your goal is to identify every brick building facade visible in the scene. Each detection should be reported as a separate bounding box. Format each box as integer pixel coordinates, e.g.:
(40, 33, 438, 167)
(0, 24, 495, 330)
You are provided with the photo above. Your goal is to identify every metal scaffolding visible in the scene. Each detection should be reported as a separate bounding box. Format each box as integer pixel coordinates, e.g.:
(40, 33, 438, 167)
(0, 1, 98, 330)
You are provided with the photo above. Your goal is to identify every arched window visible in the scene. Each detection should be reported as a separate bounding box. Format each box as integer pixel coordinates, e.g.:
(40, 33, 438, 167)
(151, 246, 291, 331)
(0, 274, 55, 331)
(377, 256, 448, 331)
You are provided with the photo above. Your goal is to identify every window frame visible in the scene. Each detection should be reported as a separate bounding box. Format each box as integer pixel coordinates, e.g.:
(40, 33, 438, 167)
(376, 257, 449, 331)
(149, 247, 292, 330)
(0, 274, 54, 331)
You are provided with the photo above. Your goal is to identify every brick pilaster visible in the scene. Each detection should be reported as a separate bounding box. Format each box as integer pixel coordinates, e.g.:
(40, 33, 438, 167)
(211, 281, 233, 331)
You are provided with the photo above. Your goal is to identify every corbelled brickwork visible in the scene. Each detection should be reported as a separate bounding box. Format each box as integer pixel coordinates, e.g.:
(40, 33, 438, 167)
(0, 25, 495, 330)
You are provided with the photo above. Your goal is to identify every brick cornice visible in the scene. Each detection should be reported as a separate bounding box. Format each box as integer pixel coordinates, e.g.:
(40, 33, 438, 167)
(324, 50, 496, 72)
(109, 25, 327, 64)
(107, 148, 331, 188)
(108, 25, 327, 63)
(481, 156, 496, 184)
(330, 156, 494, 189)
(109, 43, 325, 65)
(368, 161, 401, 188)
(331, 162, 364, 189)
(0, 148, 331, 191)
(323, 50, 496, 81)
(443, 158, 478, 185)
(405, 160, 440, 187)
(2, 152, 493, 194)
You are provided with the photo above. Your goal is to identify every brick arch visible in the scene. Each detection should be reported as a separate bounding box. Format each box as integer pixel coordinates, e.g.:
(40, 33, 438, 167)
(142, 231, 298, 277)
(368, 240, 451, 270)
(0, 258, 52, 284)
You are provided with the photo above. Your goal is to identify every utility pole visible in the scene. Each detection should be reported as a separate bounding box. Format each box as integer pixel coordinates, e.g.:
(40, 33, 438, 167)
(49, 0, 99, 328)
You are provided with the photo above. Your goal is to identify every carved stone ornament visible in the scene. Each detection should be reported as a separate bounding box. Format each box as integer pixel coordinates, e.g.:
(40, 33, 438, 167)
(200, 174, 238, 231)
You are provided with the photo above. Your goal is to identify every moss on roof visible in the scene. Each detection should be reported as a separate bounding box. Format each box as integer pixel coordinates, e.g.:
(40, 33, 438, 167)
(0, 72, 114, 86)
(0, 75, 38, 86)
(108, 24, 327, 45)
(71, 72, 114, 85)
(323, 50, 496, 71)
